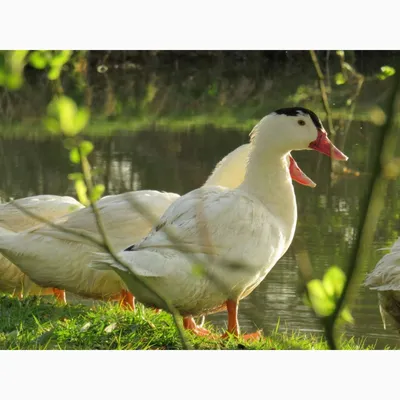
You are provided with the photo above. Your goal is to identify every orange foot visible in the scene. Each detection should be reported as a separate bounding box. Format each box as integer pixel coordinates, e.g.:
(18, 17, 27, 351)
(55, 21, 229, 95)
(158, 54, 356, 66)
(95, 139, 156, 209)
(120, 290, 135, 311)
(52, 288, 66, 304)
(183, 317, 213, 337)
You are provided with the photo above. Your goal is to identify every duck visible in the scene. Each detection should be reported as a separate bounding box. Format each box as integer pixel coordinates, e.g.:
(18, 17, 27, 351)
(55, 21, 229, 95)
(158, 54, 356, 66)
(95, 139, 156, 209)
(364, 237, 400, 332)
(0, 195, 84, 301)
(0, 140, 314, 311)
(90, 107, 348, 338)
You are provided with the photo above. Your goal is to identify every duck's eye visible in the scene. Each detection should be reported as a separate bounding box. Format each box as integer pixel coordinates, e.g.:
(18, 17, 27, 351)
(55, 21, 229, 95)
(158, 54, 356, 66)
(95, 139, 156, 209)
(298, 120, 306, 126)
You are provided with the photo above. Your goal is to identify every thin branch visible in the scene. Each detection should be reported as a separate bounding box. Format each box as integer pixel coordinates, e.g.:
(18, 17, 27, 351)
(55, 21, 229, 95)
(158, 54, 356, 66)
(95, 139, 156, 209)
(310, 50, 336, 140)
(77, 148, 192, 349)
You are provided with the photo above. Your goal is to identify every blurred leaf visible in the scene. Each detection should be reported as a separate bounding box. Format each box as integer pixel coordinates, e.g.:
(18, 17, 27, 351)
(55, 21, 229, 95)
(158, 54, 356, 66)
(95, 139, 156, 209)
(336, 50, 345, 57)
(340, 307, 354, 324)
(50, 50, 72, 67)
(5, 74, 23, 90)
(68, 172, 84, 181)
(335, 73, 346, 85)
(104, 322, 117, 333)
(43, 117, 60, 134)
(46, 96, 89, 136)
(48, 66, 61, 80)
(322, 266, 346, 299)
(90, 184, 105, 202)
(69, 148, 80, 164)
(74, 179, 89, 206)
(74, 109, 90, 133)
(79, 140, 94, 157)
(29, 51, 49, 69)
(306, 279, 335, 316)
(377, 65, 396, 80)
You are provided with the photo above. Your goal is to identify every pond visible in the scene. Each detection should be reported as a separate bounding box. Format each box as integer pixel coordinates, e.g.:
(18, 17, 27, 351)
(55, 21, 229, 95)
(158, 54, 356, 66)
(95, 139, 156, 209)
(0, 50, 399, 349)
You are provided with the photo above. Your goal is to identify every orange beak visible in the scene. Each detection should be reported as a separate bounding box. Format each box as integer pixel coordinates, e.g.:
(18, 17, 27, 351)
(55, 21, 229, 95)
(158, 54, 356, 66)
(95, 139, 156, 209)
(309, 129, 348, 161)
(289, 155, 316, 188)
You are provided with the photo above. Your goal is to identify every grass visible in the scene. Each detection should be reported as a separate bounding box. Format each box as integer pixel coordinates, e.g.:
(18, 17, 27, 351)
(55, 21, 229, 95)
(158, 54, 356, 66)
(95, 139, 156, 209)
(0, 294, 380, 350)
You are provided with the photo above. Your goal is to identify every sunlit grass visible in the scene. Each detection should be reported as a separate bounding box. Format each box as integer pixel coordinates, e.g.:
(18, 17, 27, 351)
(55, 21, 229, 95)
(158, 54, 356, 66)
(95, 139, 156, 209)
(0, 294, 383, 350)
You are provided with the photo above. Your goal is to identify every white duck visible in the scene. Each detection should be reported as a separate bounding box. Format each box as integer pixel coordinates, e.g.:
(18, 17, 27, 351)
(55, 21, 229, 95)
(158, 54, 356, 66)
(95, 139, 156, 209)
(90, 107, 348, 338)
(0, 195, 83, 301)
(0, 142, 314, 311)
(364, 237, 400, 332)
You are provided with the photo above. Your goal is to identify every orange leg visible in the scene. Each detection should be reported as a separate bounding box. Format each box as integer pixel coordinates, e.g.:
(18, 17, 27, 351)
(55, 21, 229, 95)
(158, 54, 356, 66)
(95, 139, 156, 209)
(183, 316, 212, 336)
(222, 299, 262, 341)
(120, 289, 135, 311)
(52, 288, 67, 304)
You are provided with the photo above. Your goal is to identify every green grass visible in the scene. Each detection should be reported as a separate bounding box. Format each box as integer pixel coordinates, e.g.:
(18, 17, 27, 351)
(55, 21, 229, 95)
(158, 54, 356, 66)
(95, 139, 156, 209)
(0, 294, 379, 350)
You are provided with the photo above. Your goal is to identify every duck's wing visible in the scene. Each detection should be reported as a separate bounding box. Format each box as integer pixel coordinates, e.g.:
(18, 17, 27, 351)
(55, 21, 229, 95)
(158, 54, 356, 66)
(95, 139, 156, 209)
(0, 195, 83, 232)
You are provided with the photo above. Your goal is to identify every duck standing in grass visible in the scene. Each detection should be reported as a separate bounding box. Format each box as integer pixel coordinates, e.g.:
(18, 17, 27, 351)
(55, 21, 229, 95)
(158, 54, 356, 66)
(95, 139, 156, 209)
(0, 139, 313, 310)
(364, 237, 400, 332)
(90, 107, 348, 339)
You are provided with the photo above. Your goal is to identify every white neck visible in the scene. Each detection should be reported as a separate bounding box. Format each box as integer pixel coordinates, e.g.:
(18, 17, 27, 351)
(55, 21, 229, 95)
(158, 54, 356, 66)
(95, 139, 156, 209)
(238, 136, 297, 241)
(203, 144, 250, 189)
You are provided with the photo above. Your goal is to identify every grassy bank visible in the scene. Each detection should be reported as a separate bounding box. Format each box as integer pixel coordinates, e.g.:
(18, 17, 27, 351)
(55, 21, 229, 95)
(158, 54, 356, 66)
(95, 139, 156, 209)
(0, 295, 379, 350)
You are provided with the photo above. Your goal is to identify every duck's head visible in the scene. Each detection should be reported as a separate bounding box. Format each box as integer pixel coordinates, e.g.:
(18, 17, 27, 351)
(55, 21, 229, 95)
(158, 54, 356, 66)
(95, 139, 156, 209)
(253, 107, 348, 161)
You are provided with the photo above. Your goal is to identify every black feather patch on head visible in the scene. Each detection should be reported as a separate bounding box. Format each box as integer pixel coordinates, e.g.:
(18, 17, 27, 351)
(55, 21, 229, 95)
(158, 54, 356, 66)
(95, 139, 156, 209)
(274, 107, 323, 130)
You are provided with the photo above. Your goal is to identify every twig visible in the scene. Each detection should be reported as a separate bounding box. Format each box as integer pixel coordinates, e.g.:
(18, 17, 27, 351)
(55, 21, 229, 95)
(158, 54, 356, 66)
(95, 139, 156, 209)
(309, 50, 336, 140)
(77, 148, 192, 349)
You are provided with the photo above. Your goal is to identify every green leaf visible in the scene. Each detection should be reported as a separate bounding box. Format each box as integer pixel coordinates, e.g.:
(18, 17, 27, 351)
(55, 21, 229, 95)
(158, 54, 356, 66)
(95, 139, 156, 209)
(68, 172, 84, 181)
(73, 109, 90, 134)
(377, 65, 396, 80)
(79, 140, 94, 157)
(335, 73, 346, 85)
(74, 179, 89, 206)
(90, 184, 105, 202)
(336, 50, 345, 57)
(50, 50, 72, 67)
(322, 266, 346, 299)
(69, 148, 80, 164)
(46, 96, 89, 136)
(340, 307, 354, 324)
(47, 66, 61, 80)
(5, 73, 23, 90)
(29, 51, 49, 69)
(306, 279, 335, 316)
(43, 117, 60, 134)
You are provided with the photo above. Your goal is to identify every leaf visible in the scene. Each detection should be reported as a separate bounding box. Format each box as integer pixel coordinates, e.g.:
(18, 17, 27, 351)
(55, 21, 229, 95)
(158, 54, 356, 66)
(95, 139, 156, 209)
(306, 279, 335, 316)
(336, 50, 345, 57)
(50, 50, 72, 67)
(68, 172, 84, 181)
(322, 266, 346, 299)
(79, 140, 94, 157)
(73, 109, 90, 133)
(74, 179, 89, 206)
(29, 51, 49, 69)
(377, 65, 396, 80)
(43, 116, 60, 133)
(69, 148, 80, 164)
(47, 96, 78, 135)
(340, 307, 354, 324)
(334, 73, 346, 85)
(90, 184, 105, 203)
(48, 66, 62, 80)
